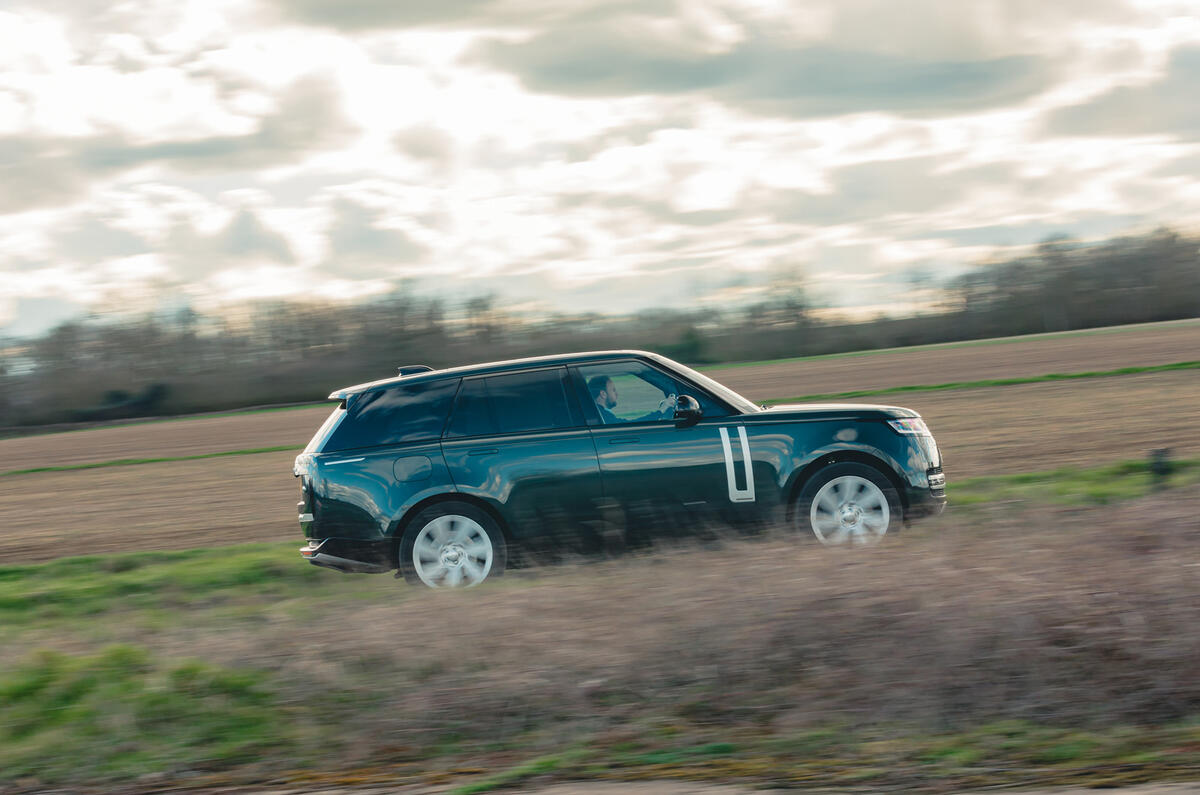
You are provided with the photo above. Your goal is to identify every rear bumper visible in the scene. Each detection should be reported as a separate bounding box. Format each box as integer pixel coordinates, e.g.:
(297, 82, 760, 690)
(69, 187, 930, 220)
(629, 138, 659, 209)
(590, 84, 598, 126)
(300, 538, 393, 574)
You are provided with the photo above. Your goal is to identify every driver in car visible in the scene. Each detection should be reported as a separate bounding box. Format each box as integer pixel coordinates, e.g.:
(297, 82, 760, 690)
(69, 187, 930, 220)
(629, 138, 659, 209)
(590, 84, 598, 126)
(588, 375, 676, 424)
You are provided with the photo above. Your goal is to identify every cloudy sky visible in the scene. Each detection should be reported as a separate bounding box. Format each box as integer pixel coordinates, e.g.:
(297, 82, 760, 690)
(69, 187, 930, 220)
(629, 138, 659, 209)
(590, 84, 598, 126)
(2, 0, 1199, 336)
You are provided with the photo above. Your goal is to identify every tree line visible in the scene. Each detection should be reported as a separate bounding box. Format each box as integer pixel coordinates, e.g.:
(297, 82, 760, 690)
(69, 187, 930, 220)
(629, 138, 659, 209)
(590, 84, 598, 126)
(2, 226, 1197, 428)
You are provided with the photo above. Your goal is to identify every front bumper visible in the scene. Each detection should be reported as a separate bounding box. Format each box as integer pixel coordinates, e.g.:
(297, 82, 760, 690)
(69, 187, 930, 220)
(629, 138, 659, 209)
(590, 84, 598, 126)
(906, 494, 947, 519)
(300, 538, 393, 574)
(904, 468, 947, 520)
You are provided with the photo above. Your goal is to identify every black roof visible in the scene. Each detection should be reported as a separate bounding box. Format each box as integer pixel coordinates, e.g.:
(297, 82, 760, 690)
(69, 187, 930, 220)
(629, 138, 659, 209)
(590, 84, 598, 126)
(328, 350, 664, 399)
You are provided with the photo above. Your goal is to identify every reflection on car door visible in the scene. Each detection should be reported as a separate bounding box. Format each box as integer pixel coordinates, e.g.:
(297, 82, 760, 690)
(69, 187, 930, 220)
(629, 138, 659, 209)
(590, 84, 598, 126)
(440, 367, 603, 542)
(572, 362, 765, 532)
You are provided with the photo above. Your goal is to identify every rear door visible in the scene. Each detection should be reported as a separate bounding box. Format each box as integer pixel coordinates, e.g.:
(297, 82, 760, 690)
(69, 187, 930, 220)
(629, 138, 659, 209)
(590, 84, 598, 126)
(440, 367, 603, 542)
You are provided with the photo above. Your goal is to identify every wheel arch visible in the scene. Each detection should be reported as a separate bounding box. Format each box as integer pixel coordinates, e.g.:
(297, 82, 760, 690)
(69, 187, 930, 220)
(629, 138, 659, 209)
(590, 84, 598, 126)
(388, 492, 513, 555)
(784, 450, 908, 524)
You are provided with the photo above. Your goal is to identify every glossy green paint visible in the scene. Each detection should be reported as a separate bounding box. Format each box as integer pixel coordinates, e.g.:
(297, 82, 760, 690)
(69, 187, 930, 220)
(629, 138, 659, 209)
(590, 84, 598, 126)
(295, 440, 457, 542)
(294, 350, 946, 572)
(441, 427, 602, 540)
(751, 412, 941, 497)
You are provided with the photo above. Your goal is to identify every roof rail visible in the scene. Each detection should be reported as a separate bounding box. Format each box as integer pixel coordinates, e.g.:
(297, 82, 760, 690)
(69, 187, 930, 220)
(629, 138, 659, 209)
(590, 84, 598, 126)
(396, 365, 435, 376)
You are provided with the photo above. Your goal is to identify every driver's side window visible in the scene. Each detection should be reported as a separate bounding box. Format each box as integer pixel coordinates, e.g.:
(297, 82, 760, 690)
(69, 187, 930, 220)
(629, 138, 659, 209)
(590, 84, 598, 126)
(577, 362, 680, 425)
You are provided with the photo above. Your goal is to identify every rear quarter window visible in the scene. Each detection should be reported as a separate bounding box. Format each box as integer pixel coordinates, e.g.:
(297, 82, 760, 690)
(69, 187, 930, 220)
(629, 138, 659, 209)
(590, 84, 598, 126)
(323, 378, 460, 452)
(304, 404, 346, 453)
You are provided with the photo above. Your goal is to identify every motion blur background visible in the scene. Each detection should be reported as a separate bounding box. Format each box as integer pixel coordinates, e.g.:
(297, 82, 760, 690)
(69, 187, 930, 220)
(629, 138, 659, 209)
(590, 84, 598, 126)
(2, 1, 1200, 792)
(2, 0, 1200, 423)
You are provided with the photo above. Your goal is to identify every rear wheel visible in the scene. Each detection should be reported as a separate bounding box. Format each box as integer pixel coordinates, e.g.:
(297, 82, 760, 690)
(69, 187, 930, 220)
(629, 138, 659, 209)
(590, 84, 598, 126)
(793, 462, 901, 546)
(399, 501, 507, 588)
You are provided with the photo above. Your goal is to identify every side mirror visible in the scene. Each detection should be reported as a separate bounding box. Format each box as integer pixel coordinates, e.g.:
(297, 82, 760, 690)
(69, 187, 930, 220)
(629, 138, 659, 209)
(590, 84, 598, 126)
(674, 394, 702, 427)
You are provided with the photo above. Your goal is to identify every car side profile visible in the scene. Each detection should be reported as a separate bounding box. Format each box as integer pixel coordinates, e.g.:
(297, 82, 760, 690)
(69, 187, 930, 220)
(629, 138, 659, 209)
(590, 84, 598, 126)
(294, 350, 946, 588)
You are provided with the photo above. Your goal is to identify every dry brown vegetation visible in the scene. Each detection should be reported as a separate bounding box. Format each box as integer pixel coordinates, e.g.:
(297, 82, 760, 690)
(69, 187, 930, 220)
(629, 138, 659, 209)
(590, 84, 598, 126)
(2, 325, 1199, 564)
(6, 493, 1199, 791)
(366, 497, 1198, 734)
(5, 325, 1200, 792)
(25, 493, 1200, 766)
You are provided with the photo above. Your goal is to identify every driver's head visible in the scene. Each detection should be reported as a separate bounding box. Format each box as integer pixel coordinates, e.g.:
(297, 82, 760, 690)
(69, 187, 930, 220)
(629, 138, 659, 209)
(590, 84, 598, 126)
(588, 375, 617, 409)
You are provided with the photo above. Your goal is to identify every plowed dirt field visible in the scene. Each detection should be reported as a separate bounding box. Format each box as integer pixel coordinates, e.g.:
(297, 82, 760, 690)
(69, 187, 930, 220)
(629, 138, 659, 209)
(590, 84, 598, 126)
(2, 322, 1197, 564)
(714, 318, 1200, 401)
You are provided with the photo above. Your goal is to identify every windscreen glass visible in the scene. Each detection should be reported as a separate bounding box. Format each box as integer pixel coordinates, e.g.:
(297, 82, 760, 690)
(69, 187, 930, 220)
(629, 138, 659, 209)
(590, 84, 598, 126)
(663, 360, 759, 414)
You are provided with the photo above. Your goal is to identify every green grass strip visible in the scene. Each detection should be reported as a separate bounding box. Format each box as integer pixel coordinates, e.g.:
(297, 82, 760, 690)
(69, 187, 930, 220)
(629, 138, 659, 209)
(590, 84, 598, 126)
(0, 445, 298, 478)
(767, 360, 1200, 403)
(0, 645, 292, 782)
(950, 458, 1200, 507)
(0, 543, 330, 620)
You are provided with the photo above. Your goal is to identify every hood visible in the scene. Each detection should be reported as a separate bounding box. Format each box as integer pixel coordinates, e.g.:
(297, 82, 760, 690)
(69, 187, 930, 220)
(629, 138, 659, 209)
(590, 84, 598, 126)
(752, 402, 920, 421)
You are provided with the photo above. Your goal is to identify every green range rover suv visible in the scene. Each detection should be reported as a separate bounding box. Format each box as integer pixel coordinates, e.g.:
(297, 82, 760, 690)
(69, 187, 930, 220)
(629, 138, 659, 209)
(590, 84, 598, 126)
(294, 350, 946, 588)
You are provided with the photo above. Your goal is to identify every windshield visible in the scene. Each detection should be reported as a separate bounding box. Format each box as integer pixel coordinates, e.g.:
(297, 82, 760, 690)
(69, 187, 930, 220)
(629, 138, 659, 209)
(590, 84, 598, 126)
(665, 360, 760, 414)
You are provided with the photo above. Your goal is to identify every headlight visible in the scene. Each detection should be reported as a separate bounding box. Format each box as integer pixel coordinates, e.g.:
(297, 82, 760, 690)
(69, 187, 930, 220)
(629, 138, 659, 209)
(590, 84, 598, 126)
(887, 418, 931, 436)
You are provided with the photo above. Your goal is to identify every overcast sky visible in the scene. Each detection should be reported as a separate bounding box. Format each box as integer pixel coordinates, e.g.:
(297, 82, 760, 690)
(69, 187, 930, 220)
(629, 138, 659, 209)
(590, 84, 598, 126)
(2, 0, 1199, 336)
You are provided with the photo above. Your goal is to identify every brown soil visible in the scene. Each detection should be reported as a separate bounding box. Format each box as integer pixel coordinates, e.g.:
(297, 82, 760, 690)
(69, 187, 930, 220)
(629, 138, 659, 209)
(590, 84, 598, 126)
(0, 452, 299, 564)
(2, 371, 1196, 565)
(900, 370, 1200, 475)
(6, 320, 1198, 472)
(714, 318, 1200, 401)
(1, 324, 1197, 565)
(0, 407, 329, 470)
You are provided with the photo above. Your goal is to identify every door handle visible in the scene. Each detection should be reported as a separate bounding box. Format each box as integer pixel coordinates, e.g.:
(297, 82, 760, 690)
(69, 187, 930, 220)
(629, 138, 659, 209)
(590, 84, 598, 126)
(608, 437, 639, 445)
(467, 448, 498, 456)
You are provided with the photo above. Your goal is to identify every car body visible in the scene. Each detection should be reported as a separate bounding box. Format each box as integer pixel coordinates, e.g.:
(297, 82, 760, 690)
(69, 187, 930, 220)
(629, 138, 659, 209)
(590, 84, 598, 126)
(293, 350, 946, 587)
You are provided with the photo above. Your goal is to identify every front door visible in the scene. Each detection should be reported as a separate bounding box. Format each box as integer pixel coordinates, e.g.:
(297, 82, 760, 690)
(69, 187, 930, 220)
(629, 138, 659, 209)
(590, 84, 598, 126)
(572, 361, 760, 534)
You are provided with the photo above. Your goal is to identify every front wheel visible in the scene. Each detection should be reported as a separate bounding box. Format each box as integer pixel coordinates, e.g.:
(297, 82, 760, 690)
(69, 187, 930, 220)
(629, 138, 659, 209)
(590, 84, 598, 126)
(793, 462, 902, 546)
(399, 502, 507, 588)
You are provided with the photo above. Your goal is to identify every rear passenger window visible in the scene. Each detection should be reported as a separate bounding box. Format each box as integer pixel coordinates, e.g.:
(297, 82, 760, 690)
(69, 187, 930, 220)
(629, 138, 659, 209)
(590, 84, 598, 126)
(445, 369, 575, 437)
(324, 378, 460, 452)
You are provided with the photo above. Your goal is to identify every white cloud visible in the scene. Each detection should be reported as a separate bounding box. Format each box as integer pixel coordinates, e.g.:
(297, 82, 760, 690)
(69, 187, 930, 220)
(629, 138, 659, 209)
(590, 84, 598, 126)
(2, 0, 1199, 338)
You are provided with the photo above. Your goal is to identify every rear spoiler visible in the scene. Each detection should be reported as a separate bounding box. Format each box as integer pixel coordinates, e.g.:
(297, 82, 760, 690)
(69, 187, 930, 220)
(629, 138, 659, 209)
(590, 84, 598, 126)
(327, 365, 437, 400)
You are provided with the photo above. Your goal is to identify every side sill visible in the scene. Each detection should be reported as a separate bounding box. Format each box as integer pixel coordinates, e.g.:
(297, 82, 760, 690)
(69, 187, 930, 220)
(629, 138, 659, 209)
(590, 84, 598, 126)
(305, 551, 392, 574)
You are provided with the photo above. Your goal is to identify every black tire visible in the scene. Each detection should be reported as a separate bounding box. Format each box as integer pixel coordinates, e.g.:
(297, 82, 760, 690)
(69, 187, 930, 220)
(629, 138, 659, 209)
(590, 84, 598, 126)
(792, 462, 902, 546)
(398, 501, 507, 588)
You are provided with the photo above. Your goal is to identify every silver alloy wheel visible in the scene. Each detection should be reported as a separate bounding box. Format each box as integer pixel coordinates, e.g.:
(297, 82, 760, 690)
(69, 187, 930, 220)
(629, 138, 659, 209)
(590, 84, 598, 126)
(808, 475, 891, 546)
(412, 514, 494, 588)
